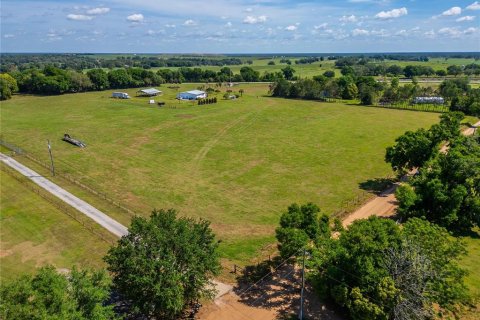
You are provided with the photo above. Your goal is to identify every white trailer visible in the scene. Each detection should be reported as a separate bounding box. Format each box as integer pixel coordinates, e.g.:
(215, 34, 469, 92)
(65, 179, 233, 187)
(112, 92, 130, 99)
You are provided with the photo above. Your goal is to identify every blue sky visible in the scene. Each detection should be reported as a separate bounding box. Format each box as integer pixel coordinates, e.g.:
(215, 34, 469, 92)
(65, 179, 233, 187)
(1, 0, 479, 53)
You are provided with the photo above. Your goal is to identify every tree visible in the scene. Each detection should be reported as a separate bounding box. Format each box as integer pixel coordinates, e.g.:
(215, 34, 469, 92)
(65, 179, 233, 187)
(323, 70, 335, 78)
(107, 69, 133, 88)
(275, 203, 321, 258)
(86, 69, 109, 90)
(397, 136, 480, 232)
(0, 73, 18, 100)
(104, 209, 220, 319)
(239, 66, 260, 82)
(281, 65, 296, 80)
(447, 65, 463, 77)
(385, 128, 437, 175)
(312, 217, 469, 320)
(0, 266, 116, 320)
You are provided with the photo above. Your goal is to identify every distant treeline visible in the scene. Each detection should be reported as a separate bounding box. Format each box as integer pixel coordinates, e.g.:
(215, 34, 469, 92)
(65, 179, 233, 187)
(270, 76, 480, 116)
(334, 57, 480, 77)
(0, 54, 246, 72)
(1, 65, 285, 97)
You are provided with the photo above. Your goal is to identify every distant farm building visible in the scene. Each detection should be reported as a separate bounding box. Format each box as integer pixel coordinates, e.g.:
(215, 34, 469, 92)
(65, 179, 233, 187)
(137, 88, 162, 97)
(413, 96, 445, 104)
(177, 90, 207, 100)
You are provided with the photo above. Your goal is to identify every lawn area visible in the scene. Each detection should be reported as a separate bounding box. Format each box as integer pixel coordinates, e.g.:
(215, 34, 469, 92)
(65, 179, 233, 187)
(0, 169, 110, 282)
(0, 84, 440, 265)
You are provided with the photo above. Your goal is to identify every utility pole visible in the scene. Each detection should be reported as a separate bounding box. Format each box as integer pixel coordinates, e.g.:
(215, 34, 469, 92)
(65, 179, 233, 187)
(299, 248, 306, 320)
(47, 139, 55, 176)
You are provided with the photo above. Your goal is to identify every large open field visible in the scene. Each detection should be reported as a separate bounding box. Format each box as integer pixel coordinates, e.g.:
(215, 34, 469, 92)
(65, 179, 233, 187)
(0, 169, 110, 282)
(0, 84, 441, 265)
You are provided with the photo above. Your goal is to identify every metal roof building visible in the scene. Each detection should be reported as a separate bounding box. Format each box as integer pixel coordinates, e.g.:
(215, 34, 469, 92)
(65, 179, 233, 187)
(137, 88, 162, 96)
(176, 90, 207, 100)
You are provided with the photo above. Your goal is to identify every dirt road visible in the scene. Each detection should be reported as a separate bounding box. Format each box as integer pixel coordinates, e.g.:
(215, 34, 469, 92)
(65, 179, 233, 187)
(343, 120, 480, 227)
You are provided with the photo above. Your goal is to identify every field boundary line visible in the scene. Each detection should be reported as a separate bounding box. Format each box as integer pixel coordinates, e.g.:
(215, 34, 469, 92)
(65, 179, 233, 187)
(0, 138, 138, 218)
(1, 163, 117, 245)
(0, 152, 128, 237)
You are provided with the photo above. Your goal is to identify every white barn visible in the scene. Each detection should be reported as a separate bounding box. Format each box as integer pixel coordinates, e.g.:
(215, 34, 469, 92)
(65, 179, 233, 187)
(176, 90, 207, 100)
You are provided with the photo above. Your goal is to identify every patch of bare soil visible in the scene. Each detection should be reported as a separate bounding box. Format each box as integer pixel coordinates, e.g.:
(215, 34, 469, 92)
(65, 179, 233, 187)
(198, 264, 343, 320)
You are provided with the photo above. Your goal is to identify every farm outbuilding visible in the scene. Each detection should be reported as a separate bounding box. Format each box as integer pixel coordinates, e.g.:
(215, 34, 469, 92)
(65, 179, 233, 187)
(137, 88, 162, 96)
(176, 90, 207, 100)
(413, 96, 445, 104)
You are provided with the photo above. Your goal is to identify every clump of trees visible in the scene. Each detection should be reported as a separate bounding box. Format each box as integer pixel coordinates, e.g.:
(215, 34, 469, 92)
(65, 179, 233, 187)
(386, 112, 480, 232)
(313, 216, 469, 320)
(274, 202, 470, 320)
(104, 209, 220, 319)
(1, 209, 221, 320)
(0, 266, 117, 319)
(0, 73, 18, 100)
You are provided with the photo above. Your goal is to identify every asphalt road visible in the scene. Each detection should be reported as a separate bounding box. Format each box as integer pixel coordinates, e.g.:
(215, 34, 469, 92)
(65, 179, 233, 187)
(0, 152, 128, 237)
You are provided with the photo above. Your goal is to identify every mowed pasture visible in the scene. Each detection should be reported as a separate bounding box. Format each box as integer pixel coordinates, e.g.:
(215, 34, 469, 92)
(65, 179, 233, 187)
(0, 84, 440, 264)
(0, 170, 110, 282)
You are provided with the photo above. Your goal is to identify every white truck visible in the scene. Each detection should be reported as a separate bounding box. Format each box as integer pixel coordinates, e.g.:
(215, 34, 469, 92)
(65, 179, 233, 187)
(112, 92, 130, 99)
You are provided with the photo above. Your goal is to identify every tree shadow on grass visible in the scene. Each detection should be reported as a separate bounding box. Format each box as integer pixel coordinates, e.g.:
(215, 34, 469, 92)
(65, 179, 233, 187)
(233, 259, 345, 320)
(359, 177, 395, 195)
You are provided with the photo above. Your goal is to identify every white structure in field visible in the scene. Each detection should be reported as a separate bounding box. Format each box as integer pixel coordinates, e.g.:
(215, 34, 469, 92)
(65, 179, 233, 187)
(138, 88, 162, 96)
(176, 90, 207, 100)
(413, 96, 445, 104)
(112, 92, 130, 99)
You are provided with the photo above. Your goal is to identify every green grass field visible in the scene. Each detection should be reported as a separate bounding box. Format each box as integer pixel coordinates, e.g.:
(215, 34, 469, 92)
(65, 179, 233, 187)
(0, 169, 110, 282)
(1, 84, 442, 265)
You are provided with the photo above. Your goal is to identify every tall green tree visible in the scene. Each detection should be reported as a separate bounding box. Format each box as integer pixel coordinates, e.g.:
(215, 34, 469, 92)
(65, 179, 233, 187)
(0, 73, 18, 100)
(104, 209, 220, 319)
(0, 266, 116, 320)
(275, 203, 322, 258)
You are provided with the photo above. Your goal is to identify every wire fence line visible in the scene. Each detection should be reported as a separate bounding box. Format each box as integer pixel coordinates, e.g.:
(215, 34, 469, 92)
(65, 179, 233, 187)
(0, 137, 138, 219)
(1, 163, 117, 245)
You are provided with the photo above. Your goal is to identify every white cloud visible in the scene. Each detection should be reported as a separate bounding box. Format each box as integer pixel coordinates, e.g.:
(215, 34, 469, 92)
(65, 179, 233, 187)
(437, 26, 477, 37)
(352, 28, 369, 36)
(243, 15, 267, 24)
(183, 19, 196, 26)
(375, 7, 408, 20)
(3, 34, 15, 38)
(86, 7, 110, 15)
(464, 27, 478, 34)
(165, 24, 176, 28)
(466, 1, 480, 10)
(285, 25, 297, 31)
(456, 15, 475, 21)
(127, 13, 144, 22)
(225, 22, 232, 27)
(67, 14, 93, 21)
(395, 29, 408, 36)
(441, 7, 462, 16)
(244, 7, 253, 13)
(314, 23, 328, 30)
(340, 15, 357, 23)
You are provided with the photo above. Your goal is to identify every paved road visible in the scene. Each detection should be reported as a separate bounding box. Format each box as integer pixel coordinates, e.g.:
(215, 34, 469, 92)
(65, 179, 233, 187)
(343, 120, 480, 227)
(1, 152, 232, 297)
(0, 152, 128, 237)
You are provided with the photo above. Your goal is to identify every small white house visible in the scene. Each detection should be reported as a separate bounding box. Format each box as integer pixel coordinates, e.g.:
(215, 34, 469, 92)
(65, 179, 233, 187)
(176, 90, 207, 100)
(112, 92, 130, 99)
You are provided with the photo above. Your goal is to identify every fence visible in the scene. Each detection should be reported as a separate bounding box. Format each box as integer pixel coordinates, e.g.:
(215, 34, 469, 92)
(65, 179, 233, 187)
(374, 101, 449, 113)
(1, 164, 117, 245)
(0, 138, 138, 219)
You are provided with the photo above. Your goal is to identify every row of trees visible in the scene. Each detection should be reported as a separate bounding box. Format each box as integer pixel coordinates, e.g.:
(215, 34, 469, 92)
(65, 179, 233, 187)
(335, 57, 480, 78)
(386, 112, 480, 232)
(0, 54, 245, 72)
(0, 64, 301, 98)
(1, 209, 221, 319)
